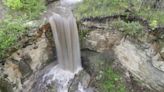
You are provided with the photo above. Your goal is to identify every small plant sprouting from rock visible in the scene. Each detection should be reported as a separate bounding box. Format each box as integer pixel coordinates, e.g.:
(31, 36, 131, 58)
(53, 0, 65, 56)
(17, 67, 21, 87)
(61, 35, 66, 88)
(79, 30, 90, 42)
(149, 20, 158, 30)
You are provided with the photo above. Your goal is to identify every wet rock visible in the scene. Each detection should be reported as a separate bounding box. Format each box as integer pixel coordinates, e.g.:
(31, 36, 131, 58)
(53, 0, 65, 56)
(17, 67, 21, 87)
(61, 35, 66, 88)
(21, 62, 57, 92)
(0, 79, 13, 92)
(19, 56, 33, 81)
(81, 49, 115, 75)
(45, 0, 58, 5)
(69, 71, 92, 92)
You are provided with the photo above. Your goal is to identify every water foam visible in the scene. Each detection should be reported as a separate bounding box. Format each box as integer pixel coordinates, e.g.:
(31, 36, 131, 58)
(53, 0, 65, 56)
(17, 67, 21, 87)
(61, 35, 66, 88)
(43, 65, 74, 92)
(60, 0, 83, 7)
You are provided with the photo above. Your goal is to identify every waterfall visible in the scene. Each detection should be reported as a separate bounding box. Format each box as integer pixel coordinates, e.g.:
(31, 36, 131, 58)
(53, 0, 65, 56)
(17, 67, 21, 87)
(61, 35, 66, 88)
(42, 0, 83, 92)
(22, 1, 85, 92)
(49, 7, 82, 73)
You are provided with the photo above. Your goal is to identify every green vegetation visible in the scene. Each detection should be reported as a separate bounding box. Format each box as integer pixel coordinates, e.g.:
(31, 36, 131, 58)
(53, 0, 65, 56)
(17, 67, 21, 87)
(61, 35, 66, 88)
(3, 0, 45, 19)
(75, 0, 129, 19)
(111, 20, 144, 37)
(75, 0, 164, 26)
(99, 67, 126, 92)
(0, 16, 26, 58)
(20, 0, 45, 19)
(4, 0, 23, 9)
(0, 0, 45, 58)
(79, 30, 90, 42)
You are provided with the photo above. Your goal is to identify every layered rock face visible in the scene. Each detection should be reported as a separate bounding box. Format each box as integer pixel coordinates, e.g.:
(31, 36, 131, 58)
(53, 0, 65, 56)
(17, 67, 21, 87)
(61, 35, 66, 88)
(0, 28, 56, 92)
(84, 29, 164, 91)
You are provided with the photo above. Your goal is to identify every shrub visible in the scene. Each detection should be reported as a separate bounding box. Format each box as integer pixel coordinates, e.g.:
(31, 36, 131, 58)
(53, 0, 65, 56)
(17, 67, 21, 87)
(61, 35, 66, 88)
(0, 16, 26, 58)
(111, 20, 144, 37)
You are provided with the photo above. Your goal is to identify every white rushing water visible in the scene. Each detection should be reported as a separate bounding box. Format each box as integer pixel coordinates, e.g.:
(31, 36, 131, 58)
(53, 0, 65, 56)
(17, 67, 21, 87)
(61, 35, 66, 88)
(43, 65, 74, 92)
(44, 0, 83, 92)
(60, 0, 83, 7)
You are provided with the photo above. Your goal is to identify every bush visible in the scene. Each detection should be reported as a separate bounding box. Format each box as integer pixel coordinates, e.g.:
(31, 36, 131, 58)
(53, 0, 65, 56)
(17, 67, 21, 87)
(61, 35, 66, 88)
(1, 0, 45, 58)
(111, 20, 144, 37)
(0, 16, 26, 58)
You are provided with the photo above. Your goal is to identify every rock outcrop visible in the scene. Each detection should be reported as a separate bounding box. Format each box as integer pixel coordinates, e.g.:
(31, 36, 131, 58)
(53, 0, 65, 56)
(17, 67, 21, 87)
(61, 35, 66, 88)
(0, 28, 55, 92)
(83, 29, 164, 91)
(114, 39, 164, 91)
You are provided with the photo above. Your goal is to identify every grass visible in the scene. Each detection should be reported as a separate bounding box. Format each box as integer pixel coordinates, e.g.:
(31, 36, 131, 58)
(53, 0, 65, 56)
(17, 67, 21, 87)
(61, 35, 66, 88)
(98, 67, 126, 92)
(74, 0, 164, 26)
(74, 0, 129, 19)
(3, 0, 45, 19)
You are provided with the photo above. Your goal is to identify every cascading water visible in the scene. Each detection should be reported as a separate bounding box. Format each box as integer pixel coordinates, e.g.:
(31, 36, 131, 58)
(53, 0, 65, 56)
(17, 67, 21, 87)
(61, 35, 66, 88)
(49, 9, 82, 73)
(43, 0, 83, 92)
